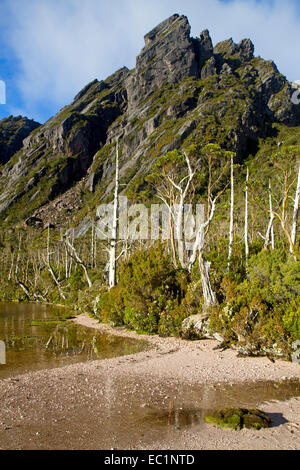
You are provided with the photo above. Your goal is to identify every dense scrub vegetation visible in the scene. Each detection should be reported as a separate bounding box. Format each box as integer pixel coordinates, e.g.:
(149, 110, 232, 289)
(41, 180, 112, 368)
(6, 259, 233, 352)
(0, 142, 299, 360)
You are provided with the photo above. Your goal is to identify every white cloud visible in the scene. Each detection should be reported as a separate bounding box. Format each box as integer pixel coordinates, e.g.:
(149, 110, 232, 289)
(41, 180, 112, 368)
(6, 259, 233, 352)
(2, 0, 300, 122)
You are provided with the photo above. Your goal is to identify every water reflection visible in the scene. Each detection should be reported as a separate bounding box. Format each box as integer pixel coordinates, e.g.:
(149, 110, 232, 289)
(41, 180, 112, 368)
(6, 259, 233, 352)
(140, 378, 300, 430)
(0, 302, 148, 379)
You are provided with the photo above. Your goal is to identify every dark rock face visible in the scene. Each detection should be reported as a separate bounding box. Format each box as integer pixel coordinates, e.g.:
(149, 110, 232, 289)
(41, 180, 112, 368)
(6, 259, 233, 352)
(0, 116, 40, 165)
(192, 29, 214, 72)
(25, 67, 128, 192)
(0, 14, 299, 227)
(125, 15, 198, 114)
(201, 56, 217, 78)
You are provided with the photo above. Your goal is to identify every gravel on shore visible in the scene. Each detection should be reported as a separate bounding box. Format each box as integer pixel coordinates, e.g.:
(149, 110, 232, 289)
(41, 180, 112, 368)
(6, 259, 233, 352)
(0, 313, 299, 450)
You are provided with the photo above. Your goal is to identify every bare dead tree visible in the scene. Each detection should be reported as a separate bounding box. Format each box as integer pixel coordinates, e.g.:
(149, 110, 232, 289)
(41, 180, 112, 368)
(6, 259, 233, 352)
(42, 226, 67, 299)
(188, 197, 218, 307)
(264, 179, 275, 250)
(108, 139, 119, 289)
(250, 148, 298, 259)
(15, 233, 23, 278)
(64, 237, 92, 288)
(228, 154, 234, 266)
(169, 152, 195, 268)
(8, 253, 14, 281)
(149, 150, 197, 269)
(291, 163, 300, 251)
(91, 219, 95, 269)
(187, 145, 232, 307)
(244, 167, 249, 265)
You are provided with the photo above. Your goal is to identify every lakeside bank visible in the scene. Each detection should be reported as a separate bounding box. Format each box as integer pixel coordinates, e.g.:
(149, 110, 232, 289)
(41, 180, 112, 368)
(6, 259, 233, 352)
(0, 313, 299, 450)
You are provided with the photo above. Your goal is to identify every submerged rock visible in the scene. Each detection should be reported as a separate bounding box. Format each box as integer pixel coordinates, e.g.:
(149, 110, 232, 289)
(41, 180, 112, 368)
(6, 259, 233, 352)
(205, 408, 272, 430)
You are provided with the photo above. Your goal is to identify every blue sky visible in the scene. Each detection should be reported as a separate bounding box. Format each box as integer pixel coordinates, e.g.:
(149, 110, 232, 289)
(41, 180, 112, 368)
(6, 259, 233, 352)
(0, 0, 300, 124)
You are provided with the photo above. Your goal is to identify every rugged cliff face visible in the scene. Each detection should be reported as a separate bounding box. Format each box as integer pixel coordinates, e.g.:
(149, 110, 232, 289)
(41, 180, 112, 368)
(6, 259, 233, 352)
(0, 116, 40, 165)
(0, 14, 299, 228)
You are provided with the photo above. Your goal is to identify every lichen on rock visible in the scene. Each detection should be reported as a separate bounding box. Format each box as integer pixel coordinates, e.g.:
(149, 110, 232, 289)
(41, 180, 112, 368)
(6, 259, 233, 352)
(205, 408, 272, 430)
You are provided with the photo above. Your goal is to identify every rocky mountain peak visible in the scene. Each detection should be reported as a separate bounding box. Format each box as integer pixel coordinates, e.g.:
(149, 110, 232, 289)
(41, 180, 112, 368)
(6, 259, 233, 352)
(198, 29, 214, 58)
(125, 16, 257, 114)
(144, 14, 181, 45)
(126, 14, 198, 114)
(192, 29, 214, 74)
(0, 14, 299, 228)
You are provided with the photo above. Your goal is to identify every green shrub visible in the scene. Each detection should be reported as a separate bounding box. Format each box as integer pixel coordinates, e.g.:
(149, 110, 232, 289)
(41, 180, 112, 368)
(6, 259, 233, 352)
(96, 243, 190, 335)
(69, 269, 85, 292)
(208, 249, 299, 356)
(97, 285, 125, 326)
(283, 297, 300, 342)
(76, 282, 105, 315)
(158, 301, 190, 337)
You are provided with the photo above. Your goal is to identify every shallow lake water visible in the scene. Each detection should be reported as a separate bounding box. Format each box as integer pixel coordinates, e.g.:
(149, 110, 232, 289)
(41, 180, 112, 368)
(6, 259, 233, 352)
(0, 302, 149, 380)
(141, 378, 300, 429)
(0, 302, 300, 449)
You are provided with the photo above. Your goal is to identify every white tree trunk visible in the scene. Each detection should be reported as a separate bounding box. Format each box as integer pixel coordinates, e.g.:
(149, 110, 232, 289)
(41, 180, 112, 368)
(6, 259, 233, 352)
(8, 253, 14, 281)
(188, 198, 217, 271)
(171, 152, 194, 269)
(175, 199, 185, 268)
(228, 155, 234, 266)
(199, 250, 217, 308)
(15, 234, 22, 278)
(264, 180, 275, 250)
(68, 229, 74, 278)
(43, 231, 67, 300)
(109, 139, 119, 290)
(188, 198, 218, 307)
(46, 260, 67, 299)
(291, 164, 300, 252)
(65, 245, 68, 279)
(245, 168, 249, 264)
(91, 220, 95, 269)
(47, 224, 50, 265)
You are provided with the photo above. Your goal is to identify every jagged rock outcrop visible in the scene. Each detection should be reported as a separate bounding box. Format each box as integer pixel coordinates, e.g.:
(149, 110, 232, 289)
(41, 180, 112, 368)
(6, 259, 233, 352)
(0, 116, 40, 165)
(214, 38, 255, 69)
(193, 29, 214, 72)
(0, 13, 299, 228)
(201, 56, 217, 78)
(125, 14, 198, 115)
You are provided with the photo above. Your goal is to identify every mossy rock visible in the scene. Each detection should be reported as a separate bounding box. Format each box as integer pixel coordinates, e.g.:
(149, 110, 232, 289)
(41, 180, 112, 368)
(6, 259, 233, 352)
(205, 408, 271, 430)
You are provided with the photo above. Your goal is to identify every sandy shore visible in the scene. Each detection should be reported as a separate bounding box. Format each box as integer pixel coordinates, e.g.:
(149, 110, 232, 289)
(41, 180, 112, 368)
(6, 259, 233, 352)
(0, 313, 299, 450)
(75, 314, 300, 385)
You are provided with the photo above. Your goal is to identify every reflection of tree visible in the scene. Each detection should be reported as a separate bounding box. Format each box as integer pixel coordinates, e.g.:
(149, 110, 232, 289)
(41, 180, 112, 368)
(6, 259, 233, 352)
(1, 305, 145, 364)
(45, 325, 98, 357)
